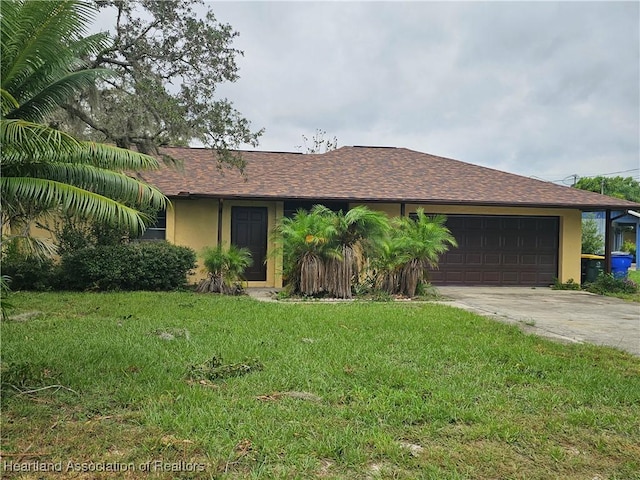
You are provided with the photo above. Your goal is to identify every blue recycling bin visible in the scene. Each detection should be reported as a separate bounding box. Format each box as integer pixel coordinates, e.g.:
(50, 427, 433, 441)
(611, 252, 634, 279)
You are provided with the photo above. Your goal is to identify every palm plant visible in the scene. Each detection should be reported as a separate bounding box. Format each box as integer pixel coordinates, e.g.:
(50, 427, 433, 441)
(272, 207, 339, 296)
(1, 0, 166, 253)
(273, 205, 390, 298)
(1, 275, 13, 320)
(390, 209, 457, 297)
(371, 235, 406, 294)
(197, 244, 253, 294)
(325, 206, 390, 298)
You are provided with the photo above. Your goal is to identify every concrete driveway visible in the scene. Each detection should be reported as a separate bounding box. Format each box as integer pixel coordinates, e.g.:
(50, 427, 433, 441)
(437, 287, 640, 356)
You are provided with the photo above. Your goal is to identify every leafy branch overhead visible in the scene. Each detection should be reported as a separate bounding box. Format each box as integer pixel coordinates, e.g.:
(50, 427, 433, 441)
(57, 0, 263, 162)
(1, 0, 167, 251)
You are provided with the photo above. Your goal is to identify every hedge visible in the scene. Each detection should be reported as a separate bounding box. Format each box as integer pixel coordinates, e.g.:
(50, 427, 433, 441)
(57, 241, 196, 291)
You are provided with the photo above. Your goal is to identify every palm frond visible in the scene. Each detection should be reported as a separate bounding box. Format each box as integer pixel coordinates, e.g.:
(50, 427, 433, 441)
(1, 120, 160, 171)
(1, 0, 99, 91)
(0, 88, 19, 116)
(8, 68, 110, 122)
(1, 176, 151, 235)
(16, 163, 165, 208)
(0, 119, 82, 162)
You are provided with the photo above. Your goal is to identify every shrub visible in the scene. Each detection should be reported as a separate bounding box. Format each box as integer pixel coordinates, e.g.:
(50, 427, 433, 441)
(584, 273, 638, 295)
(196, 244, 253, 294)
(373, 210, 456, 297)
(552, 278, 581, 290)
(58, 242, 196, 291)
(1, 241, 57, 291)
(621, 240, 636, 257)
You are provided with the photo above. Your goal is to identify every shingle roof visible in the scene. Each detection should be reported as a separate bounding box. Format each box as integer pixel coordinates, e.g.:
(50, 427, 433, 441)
(138, 146, 640, 210)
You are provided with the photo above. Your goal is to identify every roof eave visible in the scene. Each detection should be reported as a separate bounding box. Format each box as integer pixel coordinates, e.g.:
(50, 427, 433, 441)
(165, 192, 640, 211)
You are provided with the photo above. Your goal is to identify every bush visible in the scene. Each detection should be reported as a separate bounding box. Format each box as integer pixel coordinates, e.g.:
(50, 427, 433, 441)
(58, 242, 196, 291)
(552, 278, 581, 290)
(196, 244, 253, 294)
(584, 273, 638, 295)
(621, 240, 636, 257)
(1, 242, 57, 291)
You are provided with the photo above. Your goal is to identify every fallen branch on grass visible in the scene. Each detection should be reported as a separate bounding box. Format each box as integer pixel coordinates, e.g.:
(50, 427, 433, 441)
(187, 355, 263, 381)
(10, 384, 79, 395)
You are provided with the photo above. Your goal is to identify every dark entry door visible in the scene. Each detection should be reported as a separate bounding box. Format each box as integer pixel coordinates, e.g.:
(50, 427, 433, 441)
(231, 207, 268, 281)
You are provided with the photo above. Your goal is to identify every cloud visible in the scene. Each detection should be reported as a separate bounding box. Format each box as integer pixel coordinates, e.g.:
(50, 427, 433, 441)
(210, 1, 639, 181)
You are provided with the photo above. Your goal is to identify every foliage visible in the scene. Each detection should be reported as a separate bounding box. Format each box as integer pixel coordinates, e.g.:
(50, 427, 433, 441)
(0, 275, 12, 319)
(621, 240, 636, 257)
(574, 176, 640, 202)
(1, 0, 167, 252)
(58, 241, 196, 291)
(53, 205, 162, 255)
(552, 278, 581, 291)
(196, 244, 253, 294)
(1, 240, 57, 291)
(272, 207, 340, 296)
(296, 129, 338, 154)
(274, 205, 390, 298)
(275, 206, 455, 299)
(54, 0, 262, 163)
(323, 205, 390, 299)
(374, 210, 457, 297)
(581, 216, 604, 254)
(584, 273, 639, 296)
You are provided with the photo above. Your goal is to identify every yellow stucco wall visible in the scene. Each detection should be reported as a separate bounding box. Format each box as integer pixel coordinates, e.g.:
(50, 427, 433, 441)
(406, 204, 582, 284)
(166, 198, 219, 282)
(165, 199, 584, 287)
(167, 198, 284, 287)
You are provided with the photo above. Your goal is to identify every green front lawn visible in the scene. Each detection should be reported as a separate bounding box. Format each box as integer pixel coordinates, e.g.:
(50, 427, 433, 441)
(2, 292, 639, 479)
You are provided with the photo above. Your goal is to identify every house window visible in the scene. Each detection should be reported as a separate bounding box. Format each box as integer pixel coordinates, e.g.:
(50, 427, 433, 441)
(140, 209, 166, 240)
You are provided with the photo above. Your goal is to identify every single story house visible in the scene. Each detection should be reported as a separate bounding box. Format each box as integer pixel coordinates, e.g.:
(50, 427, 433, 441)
(138, 146, 640, 288)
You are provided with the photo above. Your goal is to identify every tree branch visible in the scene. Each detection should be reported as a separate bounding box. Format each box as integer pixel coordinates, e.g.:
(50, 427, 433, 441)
(11, 384, 79, 395)
(122, 19, 162, 53)
(61, 104, 112, 139)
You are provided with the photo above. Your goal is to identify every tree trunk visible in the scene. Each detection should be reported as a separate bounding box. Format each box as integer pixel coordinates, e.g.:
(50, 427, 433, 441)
(300, 252, 324, 296)
(196, 272, 233, 294)
(400, 259, 421, 297)
(326, 245, 353, 299)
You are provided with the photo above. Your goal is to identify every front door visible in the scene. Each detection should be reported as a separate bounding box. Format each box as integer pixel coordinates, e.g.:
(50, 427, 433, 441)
(231, 207, 268, 281)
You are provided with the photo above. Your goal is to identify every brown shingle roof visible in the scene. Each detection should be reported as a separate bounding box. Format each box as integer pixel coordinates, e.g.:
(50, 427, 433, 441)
(139, 146, 640, 210)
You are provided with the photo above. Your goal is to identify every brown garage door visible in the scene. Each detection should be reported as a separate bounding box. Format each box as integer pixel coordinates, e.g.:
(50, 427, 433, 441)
(430, 216, 559, 286)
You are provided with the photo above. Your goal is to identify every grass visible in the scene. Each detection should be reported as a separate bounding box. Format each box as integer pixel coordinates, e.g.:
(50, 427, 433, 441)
(628, 269, 640, 293)
(1, 292, 639, 479)
(601, 269, 640, 302)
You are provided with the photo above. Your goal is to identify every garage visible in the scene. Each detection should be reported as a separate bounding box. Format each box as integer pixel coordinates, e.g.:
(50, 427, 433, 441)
(430, 215, 559, 286)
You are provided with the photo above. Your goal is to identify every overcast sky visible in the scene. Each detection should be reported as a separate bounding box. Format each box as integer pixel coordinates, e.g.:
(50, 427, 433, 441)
(205, 1, 639, 184)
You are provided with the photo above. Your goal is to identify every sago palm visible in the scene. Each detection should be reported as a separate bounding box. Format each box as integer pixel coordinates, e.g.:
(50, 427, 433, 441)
(392, 209, 457, 297)
(325, 205, 390, 298)
(197, 244, 253, 294)
(0, 0, 166, 250)
(272, 207, 339, 296)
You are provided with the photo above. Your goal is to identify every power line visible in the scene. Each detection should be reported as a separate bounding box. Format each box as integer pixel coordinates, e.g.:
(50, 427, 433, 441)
(548, 168, 640, 185)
